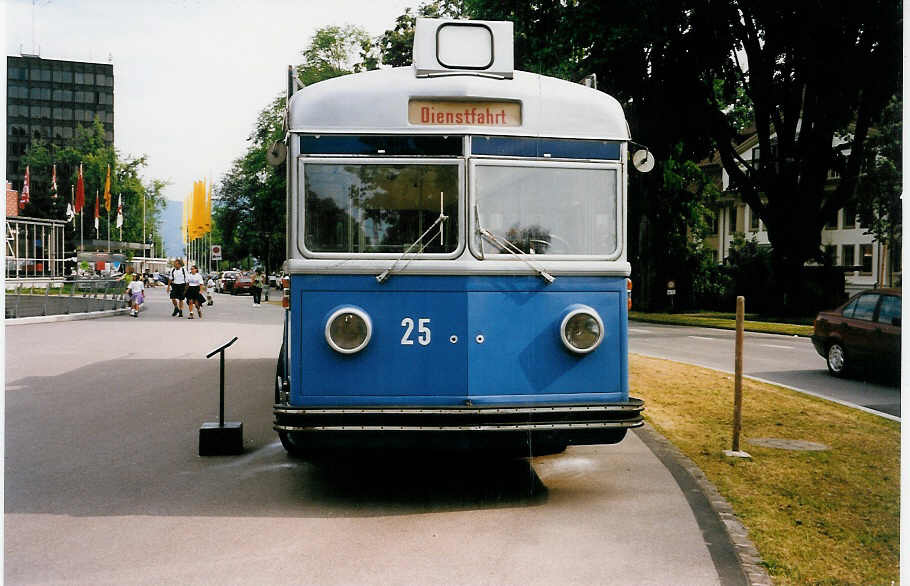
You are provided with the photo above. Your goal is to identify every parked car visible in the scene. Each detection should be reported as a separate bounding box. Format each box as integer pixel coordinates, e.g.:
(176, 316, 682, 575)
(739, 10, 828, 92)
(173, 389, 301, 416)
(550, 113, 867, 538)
(811, 288, 901, 377)
(231, 273, 253, 295)
(219, 271, 240, 294)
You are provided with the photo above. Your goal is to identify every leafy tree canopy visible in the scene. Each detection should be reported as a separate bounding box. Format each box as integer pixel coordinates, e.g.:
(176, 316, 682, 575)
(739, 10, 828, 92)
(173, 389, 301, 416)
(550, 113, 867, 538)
(19, 119, 168, 254)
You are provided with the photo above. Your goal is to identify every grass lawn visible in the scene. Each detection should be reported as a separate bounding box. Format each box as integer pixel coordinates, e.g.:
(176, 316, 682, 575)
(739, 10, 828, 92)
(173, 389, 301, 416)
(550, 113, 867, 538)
(629, 311, 814, 337)
(630, 354, 899, 585)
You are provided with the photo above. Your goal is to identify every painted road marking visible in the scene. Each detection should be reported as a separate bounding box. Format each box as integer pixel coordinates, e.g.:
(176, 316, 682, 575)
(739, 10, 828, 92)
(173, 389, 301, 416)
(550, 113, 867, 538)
(759, 344, 794, 350)
(688, 336, 717, 341)
(629, 328, 652, 334)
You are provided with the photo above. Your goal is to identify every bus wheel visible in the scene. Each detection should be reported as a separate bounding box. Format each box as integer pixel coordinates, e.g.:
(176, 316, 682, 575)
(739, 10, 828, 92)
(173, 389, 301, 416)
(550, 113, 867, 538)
(278, 431, 307, 458)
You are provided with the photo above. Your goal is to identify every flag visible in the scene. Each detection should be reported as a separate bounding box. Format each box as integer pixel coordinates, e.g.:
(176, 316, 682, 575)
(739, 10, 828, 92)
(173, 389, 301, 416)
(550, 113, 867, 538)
(94, 191, 100, 233)
(103, 164, 111, 211)
(75, 164, 85, 213)
(66, 202, 75, 223)
(20, 166, 30, 209)
(116, 194, 123, 228)
(50, 164, 58, 199)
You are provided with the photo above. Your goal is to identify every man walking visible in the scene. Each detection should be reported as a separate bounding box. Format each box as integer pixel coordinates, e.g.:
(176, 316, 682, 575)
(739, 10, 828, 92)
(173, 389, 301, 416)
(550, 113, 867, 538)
(251, 269, 264, 307)
(168, 259, 188, 318)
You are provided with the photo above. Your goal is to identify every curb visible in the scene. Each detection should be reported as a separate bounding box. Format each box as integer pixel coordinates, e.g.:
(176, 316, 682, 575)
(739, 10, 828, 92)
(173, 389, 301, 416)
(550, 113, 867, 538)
(5, 308, 131, 325)
(636, 423, 773, 586)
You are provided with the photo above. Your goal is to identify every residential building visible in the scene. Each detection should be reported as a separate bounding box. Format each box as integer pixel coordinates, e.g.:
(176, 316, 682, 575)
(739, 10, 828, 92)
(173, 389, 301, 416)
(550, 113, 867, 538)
(702, 132, 899, 295)
(6, 53, 114, 181)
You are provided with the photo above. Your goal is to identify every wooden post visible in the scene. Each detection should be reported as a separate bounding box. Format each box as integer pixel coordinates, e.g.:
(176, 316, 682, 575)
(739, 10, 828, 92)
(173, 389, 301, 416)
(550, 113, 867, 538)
(732, 295, 745, 452)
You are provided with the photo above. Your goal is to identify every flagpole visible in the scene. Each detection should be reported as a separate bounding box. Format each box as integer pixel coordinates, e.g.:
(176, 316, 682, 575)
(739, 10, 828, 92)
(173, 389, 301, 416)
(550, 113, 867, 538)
(142, 189, 146, 270)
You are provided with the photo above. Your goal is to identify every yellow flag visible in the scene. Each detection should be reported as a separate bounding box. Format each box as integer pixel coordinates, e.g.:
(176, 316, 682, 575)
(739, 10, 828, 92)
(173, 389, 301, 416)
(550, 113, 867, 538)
(103, 164, 111, 211)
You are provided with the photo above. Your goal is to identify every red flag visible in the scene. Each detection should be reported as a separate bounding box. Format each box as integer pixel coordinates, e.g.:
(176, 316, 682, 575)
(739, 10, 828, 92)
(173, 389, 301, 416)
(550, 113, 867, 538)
(94, 191, 100, 233)
(51, 164, 58, 198)
(20, 166, 30, 209)
(75, 164, 85, 213)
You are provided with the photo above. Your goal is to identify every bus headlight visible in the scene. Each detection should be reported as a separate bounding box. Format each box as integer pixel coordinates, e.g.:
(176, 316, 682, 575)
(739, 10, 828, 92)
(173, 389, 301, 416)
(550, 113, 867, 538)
(559, 305, 604, 354)
(325, 307, 372, 354)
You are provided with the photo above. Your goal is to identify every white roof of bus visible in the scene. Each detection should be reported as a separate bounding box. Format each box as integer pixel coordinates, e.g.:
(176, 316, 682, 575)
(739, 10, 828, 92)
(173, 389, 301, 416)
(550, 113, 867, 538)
(288, 67, 629, 141)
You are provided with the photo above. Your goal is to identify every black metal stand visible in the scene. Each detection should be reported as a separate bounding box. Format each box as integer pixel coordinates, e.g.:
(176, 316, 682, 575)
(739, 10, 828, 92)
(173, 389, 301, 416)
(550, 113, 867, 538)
(199, 336, 243, 456)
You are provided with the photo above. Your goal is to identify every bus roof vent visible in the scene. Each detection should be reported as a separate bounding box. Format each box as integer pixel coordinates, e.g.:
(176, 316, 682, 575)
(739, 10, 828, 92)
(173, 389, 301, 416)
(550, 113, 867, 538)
(413, 18, 514, 79)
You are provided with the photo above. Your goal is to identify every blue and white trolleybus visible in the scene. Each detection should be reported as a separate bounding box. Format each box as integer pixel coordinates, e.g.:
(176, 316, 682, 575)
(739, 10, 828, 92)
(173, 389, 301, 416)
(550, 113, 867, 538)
(274, 18, 644, 457)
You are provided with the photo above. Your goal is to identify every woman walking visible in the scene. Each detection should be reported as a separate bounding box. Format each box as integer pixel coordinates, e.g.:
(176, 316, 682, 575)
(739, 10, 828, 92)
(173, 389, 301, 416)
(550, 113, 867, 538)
(127, 274, 144, 317)
(186, 265, 205, 319)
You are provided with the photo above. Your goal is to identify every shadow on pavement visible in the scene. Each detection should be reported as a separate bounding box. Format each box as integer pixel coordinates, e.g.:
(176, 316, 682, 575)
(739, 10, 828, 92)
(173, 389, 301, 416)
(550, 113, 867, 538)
(6, 358, 547, 519)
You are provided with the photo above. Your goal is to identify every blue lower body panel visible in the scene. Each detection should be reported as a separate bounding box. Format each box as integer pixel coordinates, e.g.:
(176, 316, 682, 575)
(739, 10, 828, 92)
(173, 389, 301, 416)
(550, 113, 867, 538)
(276, 275, 641, 450)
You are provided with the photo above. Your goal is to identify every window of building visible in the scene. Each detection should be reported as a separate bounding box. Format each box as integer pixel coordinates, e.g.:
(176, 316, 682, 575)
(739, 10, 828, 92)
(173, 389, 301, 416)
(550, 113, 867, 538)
(30, 68, 51, 81)
(52, 89, 74, 101)
(860, 244, 873, 274)
(98, 93, 113, 105)
(824, 207, 839, 229)
(842, 204, 856, 229)
(53, 70, 74, 83)
(30, 105, 51, 119)
(53, 107, 73, 121)
(95, 73, 106, 85)
(104, 130, 113, 141)
(8, 84, 27, 98)
(8, 67, 25, 80)
(707, 209, 719, 235)
(750, 207, 761, 231)
(75, 72, 88, 84)
(841, 244, 855, 267)
(105, 112, 114, 123)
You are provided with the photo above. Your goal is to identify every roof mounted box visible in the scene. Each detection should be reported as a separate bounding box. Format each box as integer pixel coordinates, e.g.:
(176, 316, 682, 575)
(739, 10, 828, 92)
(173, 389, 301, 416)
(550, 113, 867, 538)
(413, 18, 514, 79)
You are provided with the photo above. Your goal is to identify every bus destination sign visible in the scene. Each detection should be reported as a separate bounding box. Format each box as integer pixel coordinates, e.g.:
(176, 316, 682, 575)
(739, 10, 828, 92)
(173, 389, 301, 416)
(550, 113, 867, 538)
(408, 100, 521, 127)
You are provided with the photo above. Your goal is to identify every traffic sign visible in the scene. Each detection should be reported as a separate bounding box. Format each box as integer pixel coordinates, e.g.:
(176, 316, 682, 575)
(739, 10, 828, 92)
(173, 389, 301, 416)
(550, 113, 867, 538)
(211, 244, 222, 260)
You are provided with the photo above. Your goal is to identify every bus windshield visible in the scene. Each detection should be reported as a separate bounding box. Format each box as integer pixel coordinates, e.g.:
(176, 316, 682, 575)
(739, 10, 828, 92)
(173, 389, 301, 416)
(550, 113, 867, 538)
(304, 162, 460, 254)
(472, 163, 618, 256)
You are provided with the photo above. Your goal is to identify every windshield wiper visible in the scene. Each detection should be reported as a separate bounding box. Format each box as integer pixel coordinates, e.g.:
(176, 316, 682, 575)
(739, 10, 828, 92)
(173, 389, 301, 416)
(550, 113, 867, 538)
(474, 205, 555, 284)
(376, 193, 448, 283)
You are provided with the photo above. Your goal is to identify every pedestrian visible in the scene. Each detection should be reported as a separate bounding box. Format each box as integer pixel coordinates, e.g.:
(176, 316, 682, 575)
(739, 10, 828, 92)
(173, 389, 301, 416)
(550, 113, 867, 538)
(205, 274, 216, 306)
(168, 259, 188, 318)
(152, 270, 161, 287)
(251, 270, 264, 306)
(186, 265, 205, 319)
(127, 272, 144, 317)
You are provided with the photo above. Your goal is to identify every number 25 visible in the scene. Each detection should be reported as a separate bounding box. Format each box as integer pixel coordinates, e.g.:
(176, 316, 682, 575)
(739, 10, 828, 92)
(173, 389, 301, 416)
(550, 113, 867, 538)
(401, 317, 431, 346)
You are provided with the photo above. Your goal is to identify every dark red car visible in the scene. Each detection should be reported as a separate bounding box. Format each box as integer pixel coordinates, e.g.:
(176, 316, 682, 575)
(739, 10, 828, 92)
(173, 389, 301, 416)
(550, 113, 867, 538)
(812, 288, 901, 377)
(231, 273, 253, 295)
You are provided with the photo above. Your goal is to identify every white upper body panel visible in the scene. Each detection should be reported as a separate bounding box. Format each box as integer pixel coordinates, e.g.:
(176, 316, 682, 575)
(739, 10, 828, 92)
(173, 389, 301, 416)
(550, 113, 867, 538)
(287, 67, 629, 141)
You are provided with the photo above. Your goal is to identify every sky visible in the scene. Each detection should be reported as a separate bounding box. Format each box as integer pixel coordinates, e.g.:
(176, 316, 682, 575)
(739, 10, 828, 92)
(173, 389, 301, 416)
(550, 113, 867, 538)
(5, 0, 420, 203)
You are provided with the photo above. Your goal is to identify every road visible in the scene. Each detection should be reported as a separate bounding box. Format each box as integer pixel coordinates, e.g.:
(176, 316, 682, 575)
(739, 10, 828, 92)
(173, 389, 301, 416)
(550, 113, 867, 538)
(5, 287, 739, 585)
(629, 321, 900, 419)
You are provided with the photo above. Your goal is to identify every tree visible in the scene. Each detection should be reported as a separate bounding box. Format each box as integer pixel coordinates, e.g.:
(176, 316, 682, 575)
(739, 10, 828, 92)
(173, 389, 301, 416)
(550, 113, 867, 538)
(693, 1, 901, 310)
(215, 25, 375, 275)
(297, 25, 372, 85)
(19, 119, 168, 256)
(376, 1, 466, 67)
(856, 94, 902, 284)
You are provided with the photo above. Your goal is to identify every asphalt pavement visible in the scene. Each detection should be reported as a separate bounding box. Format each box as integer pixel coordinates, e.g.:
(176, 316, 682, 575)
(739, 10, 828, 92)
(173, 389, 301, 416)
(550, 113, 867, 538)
(5, 287, 754, 585)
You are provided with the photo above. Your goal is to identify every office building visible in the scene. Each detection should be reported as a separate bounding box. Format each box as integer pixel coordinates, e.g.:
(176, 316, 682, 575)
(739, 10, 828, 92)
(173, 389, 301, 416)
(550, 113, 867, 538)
(7, 54, 114, 180)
